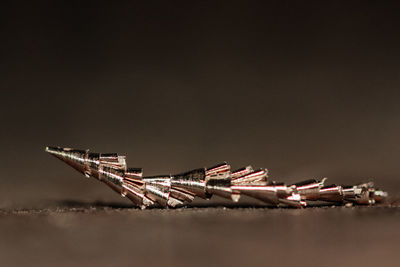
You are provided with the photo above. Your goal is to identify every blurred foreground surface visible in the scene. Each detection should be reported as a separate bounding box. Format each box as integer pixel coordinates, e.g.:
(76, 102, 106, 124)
(0, 204, 399, 267)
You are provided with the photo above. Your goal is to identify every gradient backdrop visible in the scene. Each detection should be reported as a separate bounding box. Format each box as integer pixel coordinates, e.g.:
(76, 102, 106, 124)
(2, 1, 400, 208)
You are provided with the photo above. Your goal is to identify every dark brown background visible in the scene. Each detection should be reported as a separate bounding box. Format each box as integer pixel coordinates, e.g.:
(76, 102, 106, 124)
(2, 0, 400, 207)
(1, 1, 400, 266)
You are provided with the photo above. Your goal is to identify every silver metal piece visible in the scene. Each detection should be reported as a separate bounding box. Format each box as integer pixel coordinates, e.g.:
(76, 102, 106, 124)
(45, 146, 388, 209)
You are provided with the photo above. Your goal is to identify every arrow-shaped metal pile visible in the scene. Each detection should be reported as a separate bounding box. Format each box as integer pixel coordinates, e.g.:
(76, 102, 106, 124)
(46, 146, 388, 209)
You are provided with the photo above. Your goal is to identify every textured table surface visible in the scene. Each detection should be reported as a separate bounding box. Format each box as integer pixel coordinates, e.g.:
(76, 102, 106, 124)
(1, 203, 399, 267)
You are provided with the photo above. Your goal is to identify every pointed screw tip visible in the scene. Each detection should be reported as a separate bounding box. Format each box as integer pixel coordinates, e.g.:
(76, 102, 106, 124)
(45, 146, 61, 155)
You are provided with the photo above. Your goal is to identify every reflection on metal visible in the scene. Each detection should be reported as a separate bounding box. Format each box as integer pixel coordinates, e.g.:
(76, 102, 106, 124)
(45, 146, 388, 209)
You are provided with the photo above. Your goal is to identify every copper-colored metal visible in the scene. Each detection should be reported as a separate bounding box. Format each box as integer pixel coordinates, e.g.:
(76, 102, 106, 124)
(45, 146, 388, 209)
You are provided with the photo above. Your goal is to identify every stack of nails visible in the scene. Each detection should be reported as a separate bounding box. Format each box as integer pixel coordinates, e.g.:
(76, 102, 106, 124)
(46, 146, 388, 209)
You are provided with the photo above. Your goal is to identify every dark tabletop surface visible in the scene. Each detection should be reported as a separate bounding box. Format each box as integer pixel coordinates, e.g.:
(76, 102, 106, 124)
(1, 202, 399, 267)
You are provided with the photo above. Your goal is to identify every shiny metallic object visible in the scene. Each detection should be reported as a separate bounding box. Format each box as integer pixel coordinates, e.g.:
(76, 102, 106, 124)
(45, 146, 388, 209)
